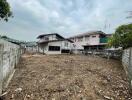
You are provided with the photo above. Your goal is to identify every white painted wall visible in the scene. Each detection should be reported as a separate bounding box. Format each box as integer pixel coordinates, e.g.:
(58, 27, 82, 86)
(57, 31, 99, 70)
(38, 34, 57, 43)
(38, 44, 48, 54)
(47, 35, 57, 41)
(38, 40, 73, 54)
(46, 41, 62, 54)
(89, 34, 100, 45)
(71, 34, 100, 50)
(61, 41, 73, 50)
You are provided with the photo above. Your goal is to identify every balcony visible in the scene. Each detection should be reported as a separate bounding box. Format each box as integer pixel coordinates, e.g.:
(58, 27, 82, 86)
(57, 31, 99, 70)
(100, 37, 108, 43)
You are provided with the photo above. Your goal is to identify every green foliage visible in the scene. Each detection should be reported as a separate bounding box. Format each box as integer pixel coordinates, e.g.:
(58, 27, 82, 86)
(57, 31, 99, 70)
(0, 0, 12, 21)
(108, 24, 132, 49)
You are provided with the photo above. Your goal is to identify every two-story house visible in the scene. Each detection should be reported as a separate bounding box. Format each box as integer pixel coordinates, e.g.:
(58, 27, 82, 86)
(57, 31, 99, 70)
(37, 33, 73, 54)
(69, 31, 111, 53)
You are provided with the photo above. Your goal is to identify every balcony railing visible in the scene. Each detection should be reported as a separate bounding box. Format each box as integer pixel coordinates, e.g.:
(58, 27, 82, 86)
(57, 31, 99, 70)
(100, 38, 108, 43)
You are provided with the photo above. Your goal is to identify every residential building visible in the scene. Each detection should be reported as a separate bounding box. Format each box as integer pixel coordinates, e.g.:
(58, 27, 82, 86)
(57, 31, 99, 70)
(69, 31, 112, 52)
(37, 33, 73, 54)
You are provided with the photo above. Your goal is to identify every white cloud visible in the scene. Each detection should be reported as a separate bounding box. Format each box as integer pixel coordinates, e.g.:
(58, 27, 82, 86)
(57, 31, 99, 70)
(0, 0, 132, 41)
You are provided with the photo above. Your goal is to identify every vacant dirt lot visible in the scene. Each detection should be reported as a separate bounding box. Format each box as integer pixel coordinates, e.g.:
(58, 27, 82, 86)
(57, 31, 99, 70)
(2, 54, 132, 100)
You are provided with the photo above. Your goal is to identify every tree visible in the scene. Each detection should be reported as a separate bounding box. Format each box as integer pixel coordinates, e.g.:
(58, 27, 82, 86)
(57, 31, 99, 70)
(0, 0, 12, 21)
(108, 24, 132, 49)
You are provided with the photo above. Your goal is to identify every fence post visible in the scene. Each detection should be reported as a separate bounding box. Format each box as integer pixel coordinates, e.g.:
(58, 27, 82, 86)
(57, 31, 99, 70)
(129, 48, 132, 88)
(0, 44, 3, 95)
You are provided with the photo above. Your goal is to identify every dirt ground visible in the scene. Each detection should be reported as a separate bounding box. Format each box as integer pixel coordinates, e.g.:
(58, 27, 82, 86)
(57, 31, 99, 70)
(2, 54, 132, 100)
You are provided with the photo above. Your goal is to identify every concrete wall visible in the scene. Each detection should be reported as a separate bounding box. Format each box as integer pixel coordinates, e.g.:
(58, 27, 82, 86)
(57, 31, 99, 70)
(122, 47, 132, 88)
(0, 39, 21, 94)
(0, 44, 3, 94)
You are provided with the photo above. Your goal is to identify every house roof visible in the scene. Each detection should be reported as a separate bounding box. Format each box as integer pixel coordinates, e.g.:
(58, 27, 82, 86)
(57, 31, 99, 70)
(69, 31, 106, 39)
(37, 33, 65, 39)
(37, 39, 73, 44)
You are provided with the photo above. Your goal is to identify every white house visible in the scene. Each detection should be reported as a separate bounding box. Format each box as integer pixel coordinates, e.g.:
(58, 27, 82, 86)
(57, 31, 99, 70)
(69, 31, 111, 52)
(37, 33, 73, 54)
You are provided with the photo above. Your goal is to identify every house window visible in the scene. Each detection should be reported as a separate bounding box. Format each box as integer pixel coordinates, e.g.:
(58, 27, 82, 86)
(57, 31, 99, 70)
(85, 36, 90, 41)
(77, 37, 83, 42)
(92, 35, 96, 38)
(64, 42, 68, 47)
(44, 36, 49, 41)
(73, 44, 76, 47)
(49, 46, 60, 51)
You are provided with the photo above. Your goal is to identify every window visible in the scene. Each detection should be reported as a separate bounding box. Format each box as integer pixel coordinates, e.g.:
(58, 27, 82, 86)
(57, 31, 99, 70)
(61, 49, 70, 53)
(73, 44, 76, 47)
(77, 37, 83, 42)
(85, 36, 90, 41)
(49, 46, 60, 51)
(44, 36, 49, 41)
(64, 42, 68, 47)
(92, 35, 96, 38)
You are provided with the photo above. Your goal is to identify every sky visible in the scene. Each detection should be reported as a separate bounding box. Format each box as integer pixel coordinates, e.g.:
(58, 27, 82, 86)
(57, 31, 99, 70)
(0, 0, 132, 41)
